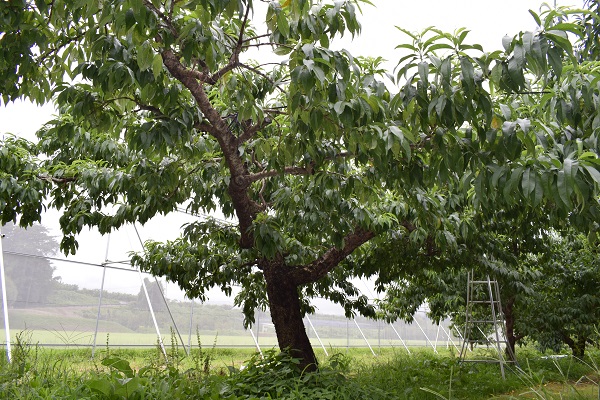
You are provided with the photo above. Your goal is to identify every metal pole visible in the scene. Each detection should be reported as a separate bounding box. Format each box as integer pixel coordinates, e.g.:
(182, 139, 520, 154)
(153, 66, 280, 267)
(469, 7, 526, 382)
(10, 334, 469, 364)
(453, 325, 471, 352)
(92, 234, 110, 358)
(487, 276, 506, 379)
(306, 316, 328, 356)
(346, 319, 349, 351)
(460, 270, 473, 360)
(440, 324, 460, 352)
(188, 300, 194, 350)
(256, 312, 260, 344)
(248, 327, 263, 357)
(133, 225, 187, 355)
(138, 269, 167, 359)
(153, 276, 189, 356)
(353, 319, 376, 356)
(0, 227, 11, 362)
(389, 323, 411, 354)
(414, 317, 438, 354)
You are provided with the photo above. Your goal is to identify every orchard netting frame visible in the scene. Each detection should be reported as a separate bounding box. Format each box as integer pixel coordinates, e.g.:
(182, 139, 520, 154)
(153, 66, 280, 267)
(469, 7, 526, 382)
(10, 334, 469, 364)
(0, 213, 459, 362)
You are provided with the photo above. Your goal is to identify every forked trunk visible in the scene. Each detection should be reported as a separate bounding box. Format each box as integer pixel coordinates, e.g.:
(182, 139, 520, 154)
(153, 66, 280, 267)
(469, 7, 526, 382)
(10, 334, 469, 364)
(263, 263, 318, 372)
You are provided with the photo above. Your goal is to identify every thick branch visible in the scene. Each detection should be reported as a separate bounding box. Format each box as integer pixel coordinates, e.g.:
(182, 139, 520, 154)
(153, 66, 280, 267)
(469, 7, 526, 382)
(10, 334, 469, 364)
(291, 228, 376, 285)
(161, 48, 258, 248)
(161, 49, 230, 140)
(194, 121, 222, 136)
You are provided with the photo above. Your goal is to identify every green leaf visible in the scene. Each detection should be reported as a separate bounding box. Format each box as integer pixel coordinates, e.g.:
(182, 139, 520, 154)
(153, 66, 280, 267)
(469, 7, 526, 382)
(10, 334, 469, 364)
(545, 30, 573, 58)
(418, 62, 428, 86)
(427, 43, 454, 52)
(502, 35, 512, 52)
(151, 54, 163, 79)
(277, 11, 290, 37)
(102, 357, 134, 378)
(547, 46, 563, 79)
(460, 57, 474, 93)
(274, 46, 292, 55)
(125, 8, 136, 30)
(507, 57, 525, 90)
(529, 10, 542, 26)
(137, 42, 154, 71)
(556, 170, 572, 208)
(583, 164, 600, 185)
(522, 168, 535, 196)
(86, 379, 114, 396)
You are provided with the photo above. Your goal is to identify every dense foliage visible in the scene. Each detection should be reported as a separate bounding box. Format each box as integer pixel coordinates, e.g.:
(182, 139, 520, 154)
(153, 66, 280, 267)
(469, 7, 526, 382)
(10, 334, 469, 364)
(520, 232, 600, 359)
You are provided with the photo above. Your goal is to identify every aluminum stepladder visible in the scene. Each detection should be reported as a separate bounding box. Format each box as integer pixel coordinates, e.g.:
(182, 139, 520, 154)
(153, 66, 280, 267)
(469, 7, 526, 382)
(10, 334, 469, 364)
(459, 271, 517, 379)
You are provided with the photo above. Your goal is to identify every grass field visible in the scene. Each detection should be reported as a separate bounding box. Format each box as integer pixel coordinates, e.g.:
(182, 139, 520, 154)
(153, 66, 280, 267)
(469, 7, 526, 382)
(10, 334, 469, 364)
(0, 328, 438, 350)
(0, 335, 598, 399)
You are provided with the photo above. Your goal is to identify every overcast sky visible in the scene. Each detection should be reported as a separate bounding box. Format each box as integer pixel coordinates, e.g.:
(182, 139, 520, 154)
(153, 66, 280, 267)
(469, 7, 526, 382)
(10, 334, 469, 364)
(0, 0, 584, 306)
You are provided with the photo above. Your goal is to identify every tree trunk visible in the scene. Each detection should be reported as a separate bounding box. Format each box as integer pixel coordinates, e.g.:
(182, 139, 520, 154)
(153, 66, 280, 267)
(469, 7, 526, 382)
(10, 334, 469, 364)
(502, 296, 518, 362)
(573, 336, 586, 360)
(563, 333, 587, 360)
(263, 262, 318, 372)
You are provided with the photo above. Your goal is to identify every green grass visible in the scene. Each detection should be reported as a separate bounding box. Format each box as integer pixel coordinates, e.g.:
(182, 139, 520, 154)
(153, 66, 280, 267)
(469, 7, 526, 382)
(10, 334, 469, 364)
(0, 336, 598, 399)
(0, 328, 431, 348)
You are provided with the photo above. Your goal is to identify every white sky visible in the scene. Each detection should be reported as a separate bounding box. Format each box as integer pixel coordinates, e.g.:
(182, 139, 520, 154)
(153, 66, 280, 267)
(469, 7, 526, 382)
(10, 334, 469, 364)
(0, 0, 583, 308)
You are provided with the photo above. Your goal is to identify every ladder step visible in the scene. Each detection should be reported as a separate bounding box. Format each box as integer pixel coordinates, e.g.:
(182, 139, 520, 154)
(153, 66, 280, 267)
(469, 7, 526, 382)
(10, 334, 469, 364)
(470, 280, 498, 284)
(470, 300, 500, 303)
(469, 320, 498, 323)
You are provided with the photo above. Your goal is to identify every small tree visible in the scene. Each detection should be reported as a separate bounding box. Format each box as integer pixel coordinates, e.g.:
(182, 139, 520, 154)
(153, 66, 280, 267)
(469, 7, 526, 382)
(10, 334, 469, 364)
(136, 277, 166, 312)
(1, 223, 59, 307)
(366, 210, 550, 360)
(520, 232, 600, 360)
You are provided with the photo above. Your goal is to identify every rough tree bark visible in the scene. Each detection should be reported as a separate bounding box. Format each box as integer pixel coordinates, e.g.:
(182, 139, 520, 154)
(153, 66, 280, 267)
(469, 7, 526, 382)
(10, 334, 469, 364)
(263, 260, 318, 372)
(502, 296, 522, 362)
(259, 229, 376, 371)
(563, 333, 587, 360)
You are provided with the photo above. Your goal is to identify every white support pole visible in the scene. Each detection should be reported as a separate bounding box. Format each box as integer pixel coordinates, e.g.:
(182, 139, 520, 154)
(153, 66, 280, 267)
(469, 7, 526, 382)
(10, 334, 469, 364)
(153, 276, 189, 356)
(134, 225, 187, 355)
(434, 324, 441, 351)
(188, 300, 194, 350)
(92, 235, 111, 358)
(248, 327, 263, 357)
(306, 316, 328, 356)
(440, 324, 460, 352)
(138, 268, 167, 359)
(452, 325, 472, 352)
(414, 317, 438, 354)
(353, 319, 376, 356)
(389, 323, 411, 354)
(0, 227, 11, 362)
